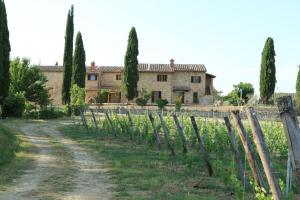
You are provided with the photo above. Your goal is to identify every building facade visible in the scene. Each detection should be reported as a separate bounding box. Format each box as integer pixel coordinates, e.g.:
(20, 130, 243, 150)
(39, 59, 215, 105)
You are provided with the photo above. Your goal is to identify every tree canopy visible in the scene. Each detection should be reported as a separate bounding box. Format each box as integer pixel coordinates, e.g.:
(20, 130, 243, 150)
(259, 37, 276, 104)
(72, 32, 86, 88)
(62, 5, 74, 105)
(123, 27, 139, 101)
(224, 82, 254, 105)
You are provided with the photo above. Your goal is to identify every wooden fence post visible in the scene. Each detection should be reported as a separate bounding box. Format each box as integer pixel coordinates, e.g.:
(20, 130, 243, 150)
(90, 109, 99, 131)
(277, 96, 300, 189)
(245, 107, 282, 200)
(79, 109, 88, 129)
(231, 111, 266, 188)
(126, 110, 136, 142)
(190, 116, 213, 176)
(148, 113, 162, 150)
(158, 113, 176, 156)
(172, 113, 188, 153)
(105, 111, 116, 137)
(224, 116, 247, 186)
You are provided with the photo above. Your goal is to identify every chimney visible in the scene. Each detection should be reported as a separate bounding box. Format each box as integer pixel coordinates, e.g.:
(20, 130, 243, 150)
(170, 59, 175, 68)
(91, 61, 96, 70)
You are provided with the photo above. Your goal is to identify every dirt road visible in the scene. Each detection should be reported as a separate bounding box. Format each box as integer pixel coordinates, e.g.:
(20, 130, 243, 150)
(0, 120, 114, 200)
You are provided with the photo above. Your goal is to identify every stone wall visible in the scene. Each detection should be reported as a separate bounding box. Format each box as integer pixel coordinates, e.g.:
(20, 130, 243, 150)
(43, 71, 62, 105)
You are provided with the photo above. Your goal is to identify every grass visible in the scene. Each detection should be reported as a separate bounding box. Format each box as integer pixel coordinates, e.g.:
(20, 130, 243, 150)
(0, 122, 36, 190)
(59, 124, 250, 200)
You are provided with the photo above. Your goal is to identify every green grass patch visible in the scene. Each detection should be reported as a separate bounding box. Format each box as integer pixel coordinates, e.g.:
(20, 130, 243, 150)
(0, 122, 36, 190)
(59, 125, 244, 200)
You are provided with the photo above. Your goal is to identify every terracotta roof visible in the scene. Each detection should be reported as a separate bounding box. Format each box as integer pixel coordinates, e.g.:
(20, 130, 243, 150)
(39, 63, 207, 73)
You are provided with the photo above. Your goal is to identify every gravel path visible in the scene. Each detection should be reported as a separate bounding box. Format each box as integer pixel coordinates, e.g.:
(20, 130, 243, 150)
(0, 121, 114, 200)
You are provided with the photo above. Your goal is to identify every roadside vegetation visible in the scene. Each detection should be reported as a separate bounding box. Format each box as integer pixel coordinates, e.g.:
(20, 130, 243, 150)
(0, 122, 36, 189)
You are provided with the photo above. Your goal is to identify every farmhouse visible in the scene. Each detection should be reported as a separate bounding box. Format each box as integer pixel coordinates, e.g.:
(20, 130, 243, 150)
(39, 59, 215, 105)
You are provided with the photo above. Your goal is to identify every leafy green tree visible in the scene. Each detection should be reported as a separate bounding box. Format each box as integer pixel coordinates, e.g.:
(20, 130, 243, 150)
(9, 58, 50, 109)
(62, 5, 74, 105)
(224, 82, 254, 105)
(70, 84, 85, 115)
(0, 0, 11, 104)
(296, 65, 300, 109)
(94, 90, 109, 105)
(2, 92, 25, 117)
(136, 88, 151, 107)
(72, 32, 86, 88)
(259, 37, 276, 104)
(123, 27, 139, 101)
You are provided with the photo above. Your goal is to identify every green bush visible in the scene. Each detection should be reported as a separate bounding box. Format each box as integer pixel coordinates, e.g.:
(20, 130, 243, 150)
(71, 84, 86, 116)
(39, 108, 65, 119)
(175, 96, 182, 111)
(136, 88, 151, 107)
(156, 99, 168, 110)
(0, 125, 19, 166)
(94, 90, 109, 105)
(2, 93, 26, 118)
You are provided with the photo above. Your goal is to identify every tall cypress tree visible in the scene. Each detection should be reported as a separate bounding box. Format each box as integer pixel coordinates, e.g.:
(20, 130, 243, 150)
(259, 37, 276, 104)
(0, 0, 11, 104)
(61, 5, 74, 104)
(296, 65, 300, 108)
(72, 32, 86, 88)
(123, 27, 139, 101)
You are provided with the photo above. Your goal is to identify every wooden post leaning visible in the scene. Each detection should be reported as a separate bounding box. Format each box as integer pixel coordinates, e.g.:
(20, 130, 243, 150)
(224, 116, 247, 187)
(245, 107, 282, 200)
(190, 115, 213, 176)
(90, 109, 99, 131)
(277, 96, 300, 189)
(105, 111, 116, 137)
(231, 111, 266, 188)
(79, 109, 88, 129)
(148, 113, 162, 150)
(172, 113, 188, 153)
(158, 113, 176, 156)
(126, 110, 136, 142)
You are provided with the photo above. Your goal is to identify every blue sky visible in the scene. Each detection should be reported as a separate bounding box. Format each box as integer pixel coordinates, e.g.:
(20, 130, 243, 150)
(5, 0, 300, 94)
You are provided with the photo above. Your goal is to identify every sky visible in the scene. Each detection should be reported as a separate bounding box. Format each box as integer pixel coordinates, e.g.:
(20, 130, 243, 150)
(5, 0, 300, 94)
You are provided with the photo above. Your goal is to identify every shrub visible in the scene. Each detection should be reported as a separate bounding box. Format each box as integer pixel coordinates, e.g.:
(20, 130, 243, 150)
(38, 108, 65, 119)
(156, 99, 168, 110)
(136, 88, 151, 107)
(0, 125, 19, 166)
(94, 90, 109, 105)
(71, 84, 86, 116)
(2, 93, 26, 117)
(175, 96, 182, 111)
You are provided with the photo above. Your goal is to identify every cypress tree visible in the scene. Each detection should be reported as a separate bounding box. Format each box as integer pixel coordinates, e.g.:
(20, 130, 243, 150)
(259, 37, 276, 104)
(0, 0, 11, 104)
(296, 65, 300, 108)
(72, 32, 86, 88)
(123, 27, 139, 100)
(61, 5, 74, 105)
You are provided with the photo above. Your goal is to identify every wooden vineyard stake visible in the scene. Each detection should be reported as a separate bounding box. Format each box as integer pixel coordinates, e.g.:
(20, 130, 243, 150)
(277, 96, 300, 189)
(245, 107, 282, 200)
(224, 116, 247, 186)
(126, 110, 136, 142)
(148, 113, 162, 150)
(172, 113, 188, 153)
(231, 111, 266, 188)
(79, 109, 88, 129)
(158, 113, 176, 156)
(105, 111, 116, 137)
(190, 116, 213, 176)
(90, 109, 99, 131)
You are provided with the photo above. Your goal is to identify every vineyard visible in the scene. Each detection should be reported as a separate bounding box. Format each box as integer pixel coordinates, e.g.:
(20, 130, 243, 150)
(74, 97, 300, 199)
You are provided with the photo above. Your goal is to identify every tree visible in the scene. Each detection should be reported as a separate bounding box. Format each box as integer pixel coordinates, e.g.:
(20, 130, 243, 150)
(224, 82, 254, 105)
(72, 32, 86, 88)
(259, 37, 276, 104)
(0, 0, 11, 104)
(296, 65, 300, 109)
(9, 58, 50, 109)
(70, 84, 85, 116)
(123, 27, 139, 101)
(62, 5, 74, 105)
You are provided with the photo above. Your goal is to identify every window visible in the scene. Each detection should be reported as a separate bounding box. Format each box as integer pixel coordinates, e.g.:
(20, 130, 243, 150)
(157, 74, 167, 82)
(151, 91, 161, 103)
(191, 76, 201, 83)
(116, 74, 122, 80)
(205, 86, 211, 95)
(193, 92, 198, 103)
(88, 74, 97, 81)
